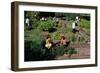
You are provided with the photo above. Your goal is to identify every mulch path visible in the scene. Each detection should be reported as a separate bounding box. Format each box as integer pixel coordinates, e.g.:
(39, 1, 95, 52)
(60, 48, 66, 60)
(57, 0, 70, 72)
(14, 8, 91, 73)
(55, 43, 90, 60)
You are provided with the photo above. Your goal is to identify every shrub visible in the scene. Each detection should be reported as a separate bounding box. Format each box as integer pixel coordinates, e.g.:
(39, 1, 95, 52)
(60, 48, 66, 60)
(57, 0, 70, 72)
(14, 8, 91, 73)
(65, 47, 77, 54)
(70, 34, 77, 43)
(25, 11, 39, 29)
(24, 39, 56, 61)
(79, 19, 90, 32)
(38, 17, 53, 31)
(51, 31, 61, 41)
(52, 45, 65, 56)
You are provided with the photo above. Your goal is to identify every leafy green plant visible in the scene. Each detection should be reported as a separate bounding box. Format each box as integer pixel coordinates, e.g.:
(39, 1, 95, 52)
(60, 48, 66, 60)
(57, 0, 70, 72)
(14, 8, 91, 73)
(70, 34, 77, 43)
(79, 19, 90, 32)
(51, 31, 61, 41)
(53, 45, 65, 56)
(38, 17, 53, 31)
(25, 11, 39, 29)
(66, 47, 77, 54)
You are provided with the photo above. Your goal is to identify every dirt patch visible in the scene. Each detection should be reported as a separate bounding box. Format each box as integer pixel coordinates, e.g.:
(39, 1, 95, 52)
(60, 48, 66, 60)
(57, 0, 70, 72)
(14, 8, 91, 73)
(55, 43, 90, 60)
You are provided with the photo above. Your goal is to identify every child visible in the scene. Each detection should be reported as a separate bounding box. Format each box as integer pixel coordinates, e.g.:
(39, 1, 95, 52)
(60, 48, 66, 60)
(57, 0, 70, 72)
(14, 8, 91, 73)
(72, 22, 79, 33)
(45, 36, 53, 49)
(60, 36, 67, 46)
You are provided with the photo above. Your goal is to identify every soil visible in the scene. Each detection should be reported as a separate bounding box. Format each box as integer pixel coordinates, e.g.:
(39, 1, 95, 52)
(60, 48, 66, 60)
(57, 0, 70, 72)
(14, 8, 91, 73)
(55, 43, 90, 60)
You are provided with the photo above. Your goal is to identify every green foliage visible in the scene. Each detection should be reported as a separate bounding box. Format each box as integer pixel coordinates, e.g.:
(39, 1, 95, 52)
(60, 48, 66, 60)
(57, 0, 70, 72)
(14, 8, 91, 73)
(79, 19, 90, 32)
(52, 45, 65, 56)
(24, 40, 43, 61)
(65, 47, 77, 54)
(51, 31, 61, 41)
(52, 45, 77, 57)
(38, 17, 53, 31)
(25, 11, 39, 29)
(24, 40, 56, 61)
(79, 36, 85, 42)
(64, 13, 80, 20)
(24, 29, 42, 49)
(70, 34, 77, 43)
(24, 12, 90, 61)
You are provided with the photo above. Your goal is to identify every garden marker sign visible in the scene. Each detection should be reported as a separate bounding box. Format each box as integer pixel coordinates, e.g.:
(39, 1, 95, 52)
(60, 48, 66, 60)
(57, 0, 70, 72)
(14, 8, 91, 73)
(11, 1, 97, 71)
